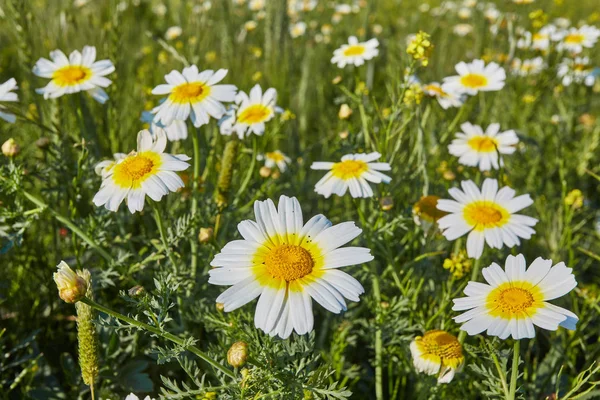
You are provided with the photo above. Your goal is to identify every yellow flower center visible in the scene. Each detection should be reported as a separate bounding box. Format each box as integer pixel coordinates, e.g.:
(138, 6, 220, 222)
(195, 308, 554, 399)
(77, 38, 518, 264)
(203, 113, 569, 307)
(486, 282, 542, 319)
(343, 45, 366, 57)
(467, 136, 498, 153)
(112, 152, 161, 188)
(264, 244, 314, 281)
(170, 82, 211, 104)
(532, 33, 548, 42)
(237, 104, 272, 124)
(460, 73, 488, 89)
(424, 84, 445, 96)
(413, 195, 448, 222)
(52, 65, 92, 87)
(564, 33, 584, 44)
(463, 201, 509, 231)
(331, 159, 368, 180)
(573, 63, 589, 73)
(416, 330, 463, 369)
(266, 151, 286, 162)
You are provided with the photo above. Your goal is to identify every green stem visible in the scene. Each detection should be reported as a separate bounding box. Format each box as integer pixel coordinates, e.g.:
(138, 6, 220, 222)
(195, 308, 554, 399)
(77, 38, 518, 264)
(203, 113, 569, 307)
(80, 298, 235, 379)
(152, 202, 177, 270)
(234, 136, 258, 202)
(486, 340, 510, 399)
(190, 127, 201, 279)
(21, 190, 113, 262)
(508, 340, 520, 400)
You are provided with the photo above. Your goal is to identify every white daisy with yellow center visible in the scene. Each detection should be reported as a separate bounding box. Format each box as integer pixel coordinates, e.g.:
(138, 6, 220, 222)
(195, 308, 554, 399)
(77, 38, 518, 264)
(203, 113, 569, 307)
(263, 150, 291, 172)
(531, 25, 557, 50)
(151, 65, 237, 128)
(453, 254, 578, 339)
(448, 122, 519, 171)
(311, 152, 391, 198)
(442, 59, 506, 96)
(423, 82, 464, 110)
(209, 195, 371, 339)
(33, 46, 115, 103)
(410, 330, 464, 384)
(0, 78, 18, 123)
(331, 36, 379, 68)
(219, 84, 277, 138)
(93, 129, 190, 213)
(436, 179, 537, 259)
(510, 57, 545, 77)
(557, 57, 596, 87)
(554, 25, 600, 54)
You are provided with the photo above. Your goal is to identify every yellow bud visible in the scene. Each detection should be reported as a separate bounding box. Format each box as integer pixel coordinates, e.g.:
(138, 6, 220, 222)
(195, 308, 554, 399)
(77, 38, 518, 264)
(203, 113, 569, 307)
(199, 227, 214, 243)
(227, 341, 248, 368)
(53, 261, 88, 303)
(2, 138, 20, 157)
(338, 104, 353, 119)
(259, 166, 272, 178)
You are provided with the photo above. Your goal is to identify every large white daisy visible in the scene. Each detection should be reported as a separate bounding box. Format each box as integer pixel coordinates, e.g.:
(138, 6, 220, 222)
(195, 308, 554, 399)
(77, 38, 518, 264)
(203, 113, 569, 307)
(331, 36, 379, 68)
(151, 65, 237, 128)
(554, 25, 600, 54)
(219, 84, 277, 138)
(93, 129, 190, 213)
(0, 78, 18, 123)
(311, 152, 391, 198)
(442, 59, 506, 96)
(453, 254, 578, 339)
(436, 179, 538, 259)
(209, 195, 371, 339)
(448, 122, 519, 171)
(33, 46, 115, 103)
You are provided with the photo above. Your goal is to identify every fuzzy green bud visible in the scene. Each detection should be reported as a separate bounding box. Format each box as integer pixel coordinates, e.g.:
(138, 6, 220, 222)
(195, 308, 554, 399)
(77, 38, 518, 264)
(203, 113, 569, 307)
(227, 341, 248, 368)
(216, 138, 239, 207)
(75, 269, 99, 388)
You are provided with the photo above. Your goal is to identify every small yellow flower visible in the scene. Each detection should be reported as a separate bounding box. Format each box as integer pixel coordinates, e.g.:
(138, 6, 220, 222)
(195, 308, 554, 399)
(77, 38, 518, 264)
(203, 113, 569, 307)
(252, 71, 262, 81)
(227, 341, 248, 367)
(158, 51, 169, 64)
(522, 94, 536, 103)
(564, 189, 584, 210)
(245, 20, 258, 31)
(406, 31, 433, 67)
(281, 109, 296, 121)
(443, 250, 473, 279)
(403, 83, 424, 106)
(205, 51, 217, 62)
(53, 261, 88, 303)
(251, 46, 263, 58)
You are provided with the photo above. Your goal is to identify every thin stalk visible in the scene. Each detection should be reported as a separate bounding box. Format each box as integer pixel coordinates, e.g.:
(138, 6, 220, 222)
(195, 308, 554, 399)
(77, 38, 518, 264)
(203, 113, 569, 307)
(234, 136, 258, 201)
(488, 343, 510, 399)
(508, 340, 520, 400)
(80, 298, 235, 379)
(21, 190, 113, 262)
(190, 127, 202, 279)
(152, 202, 177, 270)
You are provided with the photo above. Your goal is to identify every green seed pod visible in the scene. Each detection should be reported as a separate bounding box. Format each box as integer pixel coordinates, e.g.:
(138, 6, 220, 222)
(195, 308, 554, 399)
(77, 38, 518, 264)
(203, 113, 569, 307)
(216, 138, 239, 207)
(75, 269, 99, 388)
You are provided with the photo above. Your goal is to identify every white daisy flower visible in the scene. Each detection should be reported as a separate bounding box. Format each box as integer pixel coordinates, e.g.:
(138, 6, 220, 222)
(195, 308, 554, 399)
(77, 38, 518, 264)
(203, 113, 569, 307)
(141, 111, 188, 142)
(422, 82, 465, 109)
(442, 59, 506, 96)
(436, 178, 538, 259)
(554, 25, 600, 54)
(93, 129, 190, 213)
(219, 84, 277, 138)
(209, 195, 371, 339)
(510, 57, 545, 76)
(33, 46, 115, 103)
(531, 25, 557, 50)
(262, 150, 291, 172)
(410, 330, 464, 384)
(290, 21, 307, 38)
(557, 57, 596, 87)
(330, 36, 379, 68)
(0, 78, 18, 123)
(452, 254, 578, 339)
(311, 152, 391, 198)
(151, 65, 237, 128)
(448, 122, 518, 171)
(94, 153, 126, 178)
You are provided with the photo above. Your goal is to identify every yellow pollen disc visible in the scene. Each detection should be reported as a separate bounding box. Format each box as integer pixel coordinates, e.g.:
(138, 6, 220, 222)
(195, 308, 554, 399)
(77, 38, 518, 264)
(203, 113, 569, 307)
(564, 33, 584, 44)
(467, 135, 498, 153)
(424, 84, 445, 96)
(112, 152, 161, 188)
(573, 64, 589, 72)
(266, 151, 285, 162)
(237, 104, 272, 124)
(343, 45, 366, 57)
(486, 282, 543, 319)
(416, 330, 463, 369)
(52, 65, 92, 87)
(170, 82, 211, 104)
(331, 159, 368, 180)
(413, 195, 448, 223)
(532, 33, 547, 41)
(264, 244, 314, 281)
(460, 73, 488, 89)
(463, 201, 509, 231)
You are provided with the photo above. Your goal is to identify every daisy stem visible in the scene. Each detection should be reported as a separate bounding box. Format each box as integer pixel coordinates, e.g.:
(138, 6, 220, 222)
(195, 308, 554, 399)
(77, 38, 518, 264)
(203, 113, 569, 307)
(79, 297, 236, 379)
(190, 127, 201, 278)
(508, 340, 520, 400)
(152, 202, 177, 270)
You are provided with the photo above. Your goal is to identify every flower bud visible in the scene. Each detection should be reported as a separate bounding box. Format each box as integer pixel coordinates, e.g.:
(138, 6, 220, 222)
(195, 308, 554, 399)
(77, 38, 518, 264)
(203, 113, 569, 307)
(338, 104, 353, 120)
(2, 138, 20, 157)
(216, 302, 225, 312)
(259, 166, 272, 178)
(128, 285, 146, 297)
(53, 261, 88, 303)
(380, 196, 394, 211)
(199, 227, 214, 244)
(227, 341, 248, 368)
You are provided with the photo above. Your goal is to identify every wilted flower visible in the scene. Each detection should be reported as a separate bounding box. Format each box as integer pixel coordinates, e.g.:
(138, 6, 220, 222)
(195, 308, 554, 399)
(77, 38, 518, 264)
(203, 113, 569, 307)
(53, 261, 88, 303)
(410, 330, 464, 383)
(2, 138, 20, 157)
(227, 341, 248, 367)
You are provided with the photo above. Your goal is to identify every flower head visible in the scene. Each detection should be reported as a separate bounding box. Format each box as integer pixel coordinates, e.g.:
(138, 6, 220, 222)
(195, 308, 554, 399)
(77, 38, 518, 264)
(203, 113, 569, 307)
(209, 195, 371, 338)
(442, 59, 506, 95)
(93, 129, 190, 213)
(152, 65, 237, 128)
(448, 122, 519, 171)
(453, 254, 578, 339)
(554, 25, 600, 54)
(511, 57, 545, 76)
(227, 341, 249, 367)
(331, 36, 379, 68)
(53, 261, 88, 303)
(261, 150, 291, 172)
(423, 82, 464, 109)
(220, 84, 277, 138)
(33, 46, 114, 103)
(436, 179, 538, 259)
(406, 31, 433, 66)
(311, 152, 391, 198)
(410, 330, 464, 383)
(413, 195, 448, 228)
(0, 78, 18, 123)
(557, 57, 596, 87)
(443, 250, 472, 279)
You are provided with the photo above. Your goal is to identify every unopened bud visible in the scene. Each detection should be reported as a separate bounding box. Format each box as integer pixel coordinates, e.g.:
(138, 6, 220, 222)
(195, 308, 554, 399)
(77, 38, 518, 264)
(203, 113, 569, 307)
(53, 261, 88, 303)
(128, 285, 146, 297)
(227, 341, 248, 367)
(35, 137, 51, 150)
(216, 302, 225, 312)
(199, 227, 214, 243)
(2, 138, 20, 157)
(380, 196, 394, 211)
(338, 104, 353, 120)
(259, 166, 272, 178)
